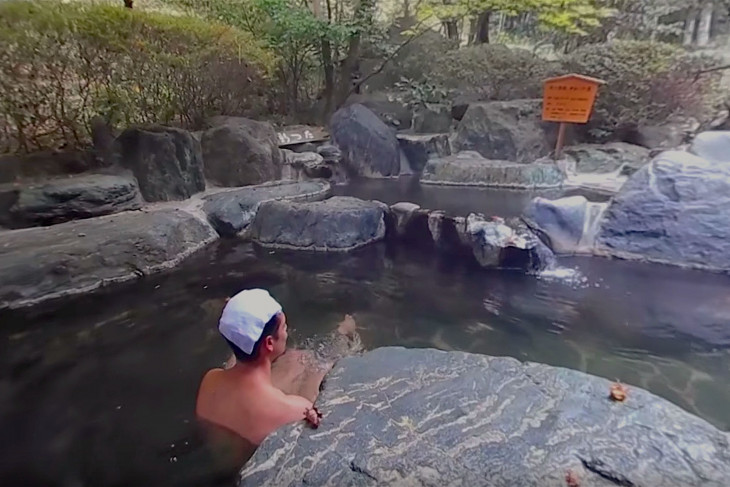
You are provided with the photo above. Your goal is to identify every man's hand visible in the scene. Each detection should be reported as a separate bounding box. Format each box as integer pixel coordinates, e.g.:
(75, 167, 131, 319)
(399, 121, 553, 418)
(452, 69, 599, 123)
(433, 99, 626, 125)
(337, 314, 357, 336)
(304, 406, 323, 428)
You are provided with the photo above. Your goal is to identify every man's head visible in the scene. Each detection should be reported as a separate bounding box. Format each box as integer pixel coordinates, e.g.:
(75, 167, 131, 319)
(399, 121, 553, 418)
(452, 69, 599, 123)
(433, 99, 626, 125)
(218, 289, 289, 363)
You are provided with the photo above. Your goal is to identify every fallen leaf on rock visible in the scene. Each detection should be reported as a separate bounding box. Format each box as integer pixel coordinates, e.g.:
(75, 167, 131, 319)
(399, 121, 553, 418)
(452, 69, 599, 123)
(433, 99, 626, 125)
(610, 382, 628, 402)
(565, 469, 580, 487)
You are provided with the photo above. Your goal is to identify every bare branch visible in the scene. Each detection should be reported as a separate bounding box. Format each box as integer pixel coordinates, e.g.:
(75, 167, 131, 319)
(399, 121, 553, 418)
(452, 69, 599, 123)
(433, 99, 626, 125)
(347, 14, 449, 97)
(693, 63, 730, 82)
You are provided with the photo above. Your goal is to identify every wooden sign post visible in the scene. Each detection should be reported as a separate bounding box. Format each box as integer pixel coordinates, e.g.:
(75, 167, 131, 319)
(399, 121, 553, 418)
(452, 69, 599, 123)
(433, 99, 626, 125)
(542, 74, 605, 160)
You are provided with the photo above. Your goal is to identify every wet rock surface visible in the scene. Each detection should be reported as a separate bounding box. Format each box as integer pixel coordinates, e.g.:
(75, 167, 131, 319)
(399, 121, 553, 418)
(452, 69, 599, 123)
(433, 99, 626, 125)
(0, 209, 217, 310)
(525, 195, 607, 254)
(0, 174, 142, 228)
(421, 151, 564, 188)
(201, 117, 283, 187)
(249, 196, 387, 251)
(690, 131, 730, 164)
(466, 214, 554, 272)
(241, 347, 730, 487)
(115, 126, 205, 202)
(202, 180, 330, 237)
(330, 104, 401, 177)
(597, 150, 730, 271)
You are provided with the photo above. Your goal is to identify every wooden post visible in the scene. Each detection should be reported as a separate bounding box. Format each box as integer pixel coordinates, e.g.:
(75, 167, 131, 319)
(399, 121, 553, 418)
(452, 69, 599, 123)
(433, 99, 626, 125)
(555, 122, 567, 160)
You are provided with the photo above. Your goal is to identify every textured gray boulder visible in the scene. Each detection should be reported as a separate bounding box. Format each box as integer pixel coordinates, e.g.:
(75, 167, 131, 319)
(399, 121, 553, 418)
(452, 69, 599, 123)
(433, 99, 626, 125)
(397, 133, 451, 173)
(525, 196, 607, 254)
(466, 214, 554, 271)
(241, 347, 730, 487)
(0, 209, 217, 309)
(330, 104, 401, 177)
(202, 181, 330, 237)
(202, 117, 283, 187)
(690, 131, 730, 164)
(317, 144, 342, 164)
(597, 150, 730, 270)
(282, 151, 342, 182)
(421, 152, 564, 188)
(1, 174, 141, 228)
(115, 126, 205, 202)
(626, 118, 698, 150)
(249, 196, 387, 251)
(453, 99, 550, 162)
(563, 142, 650, 175)
(412, 104, 452, 134)
(345, 93, 413, 130)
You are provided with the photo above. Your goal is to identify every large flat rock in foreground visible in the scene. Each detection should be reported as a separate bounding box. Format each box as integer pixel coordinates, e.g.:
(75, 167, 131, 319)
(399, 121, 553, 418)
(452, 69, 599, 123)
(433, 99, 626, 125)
(249, 196, 386, 251)
(421, 151, 564, 188)
(240, 347, 730, 487)
(0, 209, 217, 309)
(202, 180, 330, 237)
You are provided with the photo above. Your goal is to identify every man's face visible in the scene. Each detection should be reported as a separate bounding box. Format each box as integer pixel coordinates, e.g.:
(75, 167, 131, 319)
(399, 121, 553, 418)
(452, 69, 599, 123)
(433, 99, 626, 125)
(271, 312, 288, 359)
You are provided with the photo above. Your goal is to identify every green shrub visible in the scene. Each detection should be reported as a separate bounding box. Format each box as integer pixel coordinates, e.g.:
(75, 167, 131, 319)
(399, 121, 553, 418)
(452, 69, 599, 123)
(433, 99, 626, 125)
(564, 41, 720, 133)
(0, 0, 275, 153)
(428, 44, 561, 101)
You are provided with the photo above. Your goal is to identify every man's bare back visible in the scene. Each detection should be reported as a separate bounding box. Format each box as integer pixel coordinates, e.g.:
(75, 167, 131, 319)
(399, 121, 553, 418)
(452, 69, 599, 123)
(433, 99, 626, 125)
(196, 362, 311, 445)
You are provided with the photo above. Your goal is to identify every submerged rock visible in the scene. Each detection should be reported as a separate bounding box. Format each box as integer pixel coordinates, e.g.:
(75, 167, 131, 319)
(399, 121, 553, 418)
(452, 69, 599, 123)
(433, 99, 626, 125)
(241, 347, 730, 487)
(453, 99, 550, 162)
(2, 174, 142, 228)
(0, 209, 217, 310)
(330, 104, 401, 177)
(525, 196, 607, 254)
(201, 117, 283, 187)
(421, 152, 564, 188)
(249, 196, 387, 251)
(202, 180, 331, 237)
(466, 214, 554, 271)
(115, 126, 205, 202)
(597, 150, 730, 270)
(397, 133, 451, 173)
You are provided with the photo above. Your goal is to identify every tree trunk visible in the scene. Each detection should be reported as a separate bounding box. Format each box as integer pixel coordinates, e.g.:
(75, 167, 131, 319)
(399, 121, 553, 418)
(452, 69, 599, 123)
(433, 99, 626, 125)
(697, 2, 714, 46)
(443, 20, 459, 40)
(684, 9, 698, 45)
(321, 39, 336, 118)
(468, 16, 477, 44)
(335, 0, 372, 107)
(474, 11, 490, 44)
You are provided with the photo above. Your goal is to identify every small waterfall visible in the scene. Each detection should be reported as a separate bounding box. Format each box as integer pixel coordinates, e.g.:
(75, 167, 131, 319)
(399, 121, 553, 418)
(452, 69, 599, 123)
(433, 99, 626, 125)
(579, 201, 608, 250)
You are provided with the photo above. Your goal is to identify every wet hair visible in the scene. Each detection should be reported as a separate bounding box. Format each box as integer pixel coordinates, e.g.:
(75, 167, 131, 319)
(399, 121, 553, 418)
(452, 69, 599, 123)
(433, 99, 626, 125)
(224, 313, 281, 363)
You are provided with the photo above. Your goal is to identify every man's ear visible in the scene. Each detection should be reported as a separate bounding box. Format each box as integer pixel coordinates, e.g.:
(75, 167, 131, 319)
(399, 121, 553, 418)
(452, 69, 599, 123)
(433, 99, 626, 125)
(264, 335, 275, 352)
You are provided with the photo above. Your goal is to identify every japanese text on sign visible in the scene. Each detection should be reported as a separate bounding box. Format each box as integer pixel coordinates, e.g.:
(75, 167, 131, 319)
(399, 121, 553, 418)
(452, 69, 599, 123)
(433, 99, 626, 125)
(542, 75, 602, 124)
(276, 126, 329, 147)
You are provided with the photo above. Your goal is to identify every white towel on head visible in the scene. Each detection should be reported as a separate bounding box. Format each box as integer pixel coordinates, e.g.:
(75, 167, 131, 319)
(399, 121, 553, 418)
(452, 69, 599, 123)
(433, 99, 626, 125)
(218, 289, 282, 354)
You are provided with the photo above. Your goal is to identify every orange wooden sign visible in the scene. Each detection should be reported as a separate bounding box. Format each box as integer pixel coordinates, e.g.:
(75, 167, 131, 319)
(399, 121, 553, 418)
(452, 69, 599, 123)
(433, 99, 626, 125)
(542, 74, 604, 124)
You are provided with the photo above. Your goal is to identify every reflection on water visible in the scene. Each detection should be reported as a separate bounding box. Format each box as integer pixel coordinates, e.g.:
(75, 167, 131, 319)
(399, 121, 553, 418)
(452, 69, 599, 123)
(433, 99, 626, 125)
(1, 241, 730, 485)
(333, 176, 610, 216)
